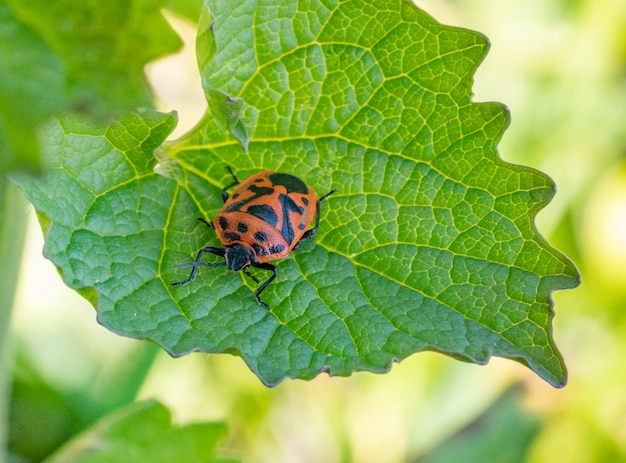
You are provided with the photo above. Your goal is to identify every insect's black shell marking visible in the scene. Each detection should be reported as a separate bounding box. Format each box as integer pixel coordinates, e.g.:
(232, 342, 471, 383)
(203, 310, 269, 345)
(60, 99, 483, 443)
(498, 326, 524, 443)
(246, 204, 278, 226)
(224, 185, 274, 213)
(266, 172, 309, 194)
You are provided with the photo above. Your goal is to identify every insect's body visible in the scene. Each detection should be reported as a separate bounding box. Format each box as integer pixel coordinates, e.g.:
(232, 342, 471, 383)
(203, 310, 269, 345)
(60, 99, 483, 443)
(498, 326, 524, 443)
(215, 171, 317, 265)
(173, 168, 335, 308)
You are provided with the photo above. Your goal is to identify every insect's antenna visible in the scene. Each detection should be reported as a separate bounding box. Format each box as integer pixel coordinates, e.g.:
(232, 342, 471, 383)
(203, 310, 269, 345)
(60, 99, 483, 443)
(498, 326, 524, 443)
(318, 188, 337, 202)
(173, 261, 226, 270)
(172, 246, 226, 287)
(172, 261, 226, 287)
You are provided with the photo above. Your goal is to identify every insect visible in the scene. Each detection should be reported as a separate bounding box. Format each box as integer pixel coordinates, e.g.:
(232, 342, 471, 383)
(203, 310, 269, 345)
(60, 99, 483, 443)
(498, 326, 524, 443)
(172, 167, 336, 308)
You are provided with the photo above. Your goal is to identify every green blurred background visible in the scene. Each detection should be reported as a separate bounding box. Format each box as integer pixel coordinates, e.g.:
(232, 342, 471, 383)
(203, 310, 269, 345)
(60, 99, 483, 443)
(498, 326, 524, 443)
(6, 0, 626, 461)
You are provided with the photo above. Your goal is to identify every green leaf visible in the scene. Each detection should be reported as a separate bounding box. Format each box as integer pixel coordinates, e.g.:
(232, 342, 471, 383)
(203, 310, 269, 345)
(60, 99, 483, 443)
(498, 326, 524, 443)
(0, 0, 181, 171)
(417, 386, 542, 463)
(197, 6, 249, 149)
(12, 0, 580, 388)
(204, 89, 249, 150)
(164, 0, 203, 22)
(46, 400, 236, 463)
(0, 2, 64, 170)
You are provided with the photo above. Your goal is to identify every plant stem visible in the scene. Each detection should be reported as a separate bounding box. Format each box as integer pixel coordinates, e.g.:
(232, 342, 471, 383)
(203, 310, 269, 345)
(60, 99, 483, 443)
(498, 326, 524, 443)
(0, 179, 29, 461)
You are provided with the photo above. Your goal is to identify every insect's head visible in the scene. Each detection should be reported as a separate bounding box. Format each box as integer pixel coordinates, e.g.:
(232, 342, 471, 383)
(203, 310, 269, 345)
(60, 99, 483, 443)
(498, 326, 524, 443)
(224, 244, 253, 272)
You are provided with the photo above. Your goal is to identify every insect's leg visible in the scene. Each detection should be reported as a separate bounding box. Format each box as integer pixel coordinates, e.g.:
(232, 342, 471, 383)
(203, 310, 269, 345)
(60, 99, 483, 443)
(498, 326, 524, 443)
(250, 262, 278, 309)
(221, 166, 240, 203)
(300, 188, 337, 241)
(243, 267, 260, 284)
(172, 247, 225, 286)
(197, 217, 213, 228)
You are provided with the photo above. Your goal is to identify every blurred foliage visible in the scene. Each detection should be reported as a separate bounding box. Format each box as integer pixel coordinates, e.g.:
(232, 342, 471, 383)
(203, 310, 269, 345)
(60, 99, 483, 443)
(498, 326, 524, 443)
(414, 385, 542, 463)
(0, 0, 181, 171)
(9, 350, 83, 462)
(4, 0, 626, 462)
(45, 401, 237, 463)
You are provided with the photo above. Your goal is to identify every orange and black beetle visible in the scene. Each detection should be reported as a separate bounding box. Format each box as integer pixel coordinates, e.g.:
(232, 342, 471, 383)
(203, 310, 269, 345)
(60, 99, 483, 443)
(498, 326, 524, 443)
(173, 167, 336, 308)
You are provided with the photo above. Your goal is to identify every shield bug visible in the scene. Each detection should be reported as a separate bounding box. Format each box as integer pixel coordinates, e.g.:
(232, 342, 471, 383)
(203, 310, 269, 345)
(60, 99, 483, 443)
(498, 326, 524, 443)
(173, 167, 336, 308)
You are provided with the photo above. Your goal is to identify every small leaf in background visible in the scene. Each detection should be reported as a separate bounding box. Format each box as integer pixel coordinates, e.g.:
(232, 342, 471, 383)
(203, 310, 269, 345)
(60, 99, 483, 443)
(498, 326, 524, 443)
(12, 0, 580, 388)
(46, 400, 236, 463)
(414, 386, 542, 463)
(8, 343, 163, 462)
(164, 0, 203, 22)
(0, 0, 182, 171)
(8, 356, 82, 463)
